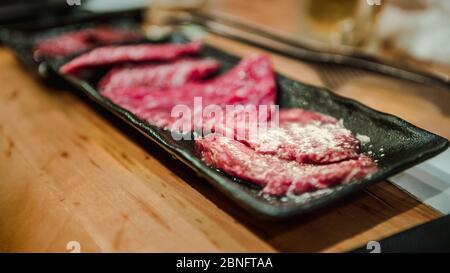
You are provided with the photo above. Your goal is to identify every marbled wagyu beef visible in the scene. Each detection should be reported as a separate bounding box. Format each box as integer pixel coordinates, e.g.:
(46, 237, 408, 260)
(34, 27, 141, 60)
(98, 58, 220, 93)
(60, 41, 203, 74)
(102, 54, 276, 130)
(195, 134, 377, 196)
(194, 107, 376, 196)
(73, 40, 377, 196)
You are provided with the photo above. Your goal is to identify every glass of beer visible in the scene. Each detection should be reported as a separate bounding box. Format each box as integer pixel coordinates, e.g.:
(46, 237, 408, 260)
(296, 0, 383, 47)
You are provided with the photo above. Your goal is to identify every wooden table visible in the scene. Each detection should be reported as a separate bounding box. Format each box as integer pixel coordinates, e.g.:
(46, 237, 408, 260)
(1, 5, 449, 252)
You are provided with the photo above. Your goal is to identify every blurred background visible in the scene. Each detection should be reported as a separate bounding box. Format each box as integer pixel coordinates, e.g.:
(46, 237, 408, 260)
(1, 0, 449, 72)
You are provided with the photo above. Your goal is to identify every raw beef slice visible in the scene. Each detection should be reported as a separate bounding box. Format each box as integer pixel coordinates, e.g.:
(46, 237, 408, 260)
(60, 41, 203, 74)
(34, 27, 141, 60)
(102, 54, 276, 130)
(98, 58, 220, 93)
(239, 120, 361, 164)
(201, 108, 337, 142)
(195, 107, 358, 164)
(195, 134, 377, 196)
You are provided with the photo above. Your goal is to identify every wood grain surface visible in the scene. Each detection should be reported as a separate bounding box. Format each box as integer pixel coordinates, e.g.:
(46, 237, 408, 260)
(1, 25, 447, 251)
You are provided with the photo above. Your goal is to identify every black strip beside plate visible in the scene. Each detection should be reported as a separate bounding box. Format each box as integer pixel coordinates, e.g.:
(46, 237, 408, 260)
(12, 30, 450, 219)
(352, 215, 450, 253)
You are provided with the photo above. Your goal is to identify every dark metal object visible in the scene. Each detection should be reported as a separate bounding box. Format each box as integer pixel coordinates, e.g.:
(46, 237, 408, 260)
(188, 11, 450, 90)
(312, 63, 366, 90)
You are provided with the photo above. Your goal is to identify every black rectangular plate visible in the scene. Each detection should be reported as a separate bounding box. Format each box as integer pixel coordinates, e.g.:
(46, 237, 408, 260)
(13, 31, 450, 218)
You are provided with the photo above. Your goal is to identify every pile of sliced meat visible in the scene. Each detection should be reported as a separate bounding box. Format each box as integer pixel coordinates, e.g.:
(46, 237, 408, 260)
(34, 26, 142, 60)
(98, 58, 221, 93)
(195, 109, 377, 196)
(59, 41, 203, 74)
(59, 40, 378, 196)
